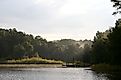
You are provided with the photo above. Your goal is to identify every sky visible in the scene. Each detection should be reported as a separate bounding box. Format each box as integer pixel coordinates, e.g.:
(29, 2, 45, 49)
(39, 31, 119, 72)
(0, 0, 120, 41)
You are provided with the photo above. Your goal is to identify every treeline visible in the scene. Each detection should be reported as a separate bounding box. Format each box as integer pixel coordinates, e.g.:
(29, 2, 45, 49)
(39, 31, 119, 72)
(91, 19, 121, 65)
(1, 19, 120, 65)
(0, 28, 92, 62)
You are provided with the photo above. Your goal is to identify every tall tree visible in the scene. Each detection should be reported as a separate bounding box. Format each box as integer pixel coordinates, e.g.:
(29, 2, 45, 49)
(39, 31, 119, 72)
(91, 31, 109, 64)
(108, 19, 121, 65)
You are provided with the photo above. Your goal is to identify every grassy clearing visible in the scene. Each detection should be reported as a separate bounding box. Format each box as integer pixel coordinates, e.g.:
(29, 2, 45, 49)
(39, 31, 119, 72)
(91, 64, 121, 72)
(5, 57, 63, 64)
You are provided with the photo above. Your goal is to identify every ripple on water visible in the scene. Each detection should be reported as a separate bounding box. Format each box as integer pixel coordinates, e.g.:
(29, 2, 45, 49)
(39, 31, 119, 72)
(0, 68, 111, 80)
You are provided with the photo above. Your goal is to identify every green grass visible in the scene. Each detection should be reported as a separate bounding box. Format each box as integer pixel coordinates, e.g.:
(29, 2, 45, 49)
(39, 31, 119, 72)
(6, 57, 63, 64)
(91, 64, 121, 72)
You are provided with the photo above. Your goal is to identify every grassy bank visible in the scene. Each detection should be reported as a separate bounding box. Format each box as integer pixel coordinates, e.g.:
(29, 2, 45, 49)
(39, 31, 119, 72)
(0, 64, 62, 68)
(91, 64, 121, 72)
(0, 57, 63, 64)
(0, 57, 63, 68)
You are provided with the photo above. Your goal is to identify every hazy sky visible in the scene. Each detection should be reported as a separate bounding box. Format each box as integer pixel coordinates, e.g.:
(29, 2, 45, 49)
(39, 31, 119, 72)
(0, 0, 120, 41)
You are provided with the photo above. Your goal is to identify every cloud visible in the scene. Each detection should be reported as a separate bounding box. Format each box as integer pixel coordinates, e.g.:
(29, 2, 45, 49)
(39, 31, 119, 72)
(59, 0, 90, 16)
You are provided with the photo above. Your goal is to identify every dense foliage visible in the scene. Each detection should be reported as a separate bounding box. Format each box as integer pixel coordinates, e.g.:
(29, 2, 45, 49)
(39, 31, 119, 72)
(91, 19, 121, 65)
(0, 28, 92, 63)
(1, 19, 121, 65)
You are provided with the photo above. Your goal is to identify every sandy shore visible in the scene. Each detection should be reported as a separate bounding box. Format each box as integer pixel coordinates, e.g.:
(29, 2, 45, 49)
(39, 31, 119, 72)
(0, 64, 63, 68)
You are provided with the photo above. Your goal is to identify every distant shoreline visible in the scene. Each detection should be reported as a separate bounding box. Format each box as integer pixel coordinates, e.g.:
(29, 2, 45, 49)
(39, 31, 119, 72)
(0, 64, 63, 68)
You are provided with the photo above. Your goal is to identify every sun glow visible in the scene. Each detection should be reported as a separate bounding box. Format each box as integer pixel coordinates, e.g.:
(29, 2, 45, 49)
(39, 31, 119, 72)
(59, 0, 91, 16)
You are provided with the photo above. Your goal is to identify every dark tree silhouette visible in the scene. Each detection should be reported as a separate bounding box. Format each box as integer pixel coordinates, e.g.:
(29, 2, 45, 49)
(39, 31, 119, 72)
(111, 0, 121, 15)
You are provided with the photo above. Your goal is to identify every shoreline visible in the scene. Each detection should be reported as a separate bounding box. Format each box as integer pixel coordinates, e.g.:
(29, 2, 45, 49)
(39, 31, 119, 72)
(91, 64, 121, 72)
(0, 64, 63, 68)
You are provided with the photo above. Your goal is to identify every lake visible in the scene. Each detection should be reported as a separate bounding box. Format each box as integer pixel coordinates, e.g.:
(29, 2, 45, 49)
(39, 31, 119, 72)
(0, 68, 121, 80)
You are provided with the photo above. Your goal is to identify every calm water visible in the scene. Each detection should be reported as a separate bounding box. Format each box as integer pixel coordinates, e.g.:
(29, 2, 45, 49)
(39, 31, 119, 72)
(0, 68, 120, 80)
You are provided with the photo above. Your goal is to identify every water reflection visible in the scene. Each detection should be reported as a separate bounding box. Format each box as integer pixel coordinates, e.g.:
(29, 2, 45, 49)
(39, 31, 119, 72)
(93, 70, 121, 80)
(0, 68, 120, 80)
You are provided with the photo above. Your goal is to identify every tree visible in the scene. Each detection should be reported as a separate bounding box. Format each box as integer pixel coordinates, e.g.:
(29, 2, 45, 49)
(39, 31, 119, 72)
(91, 31, 109, 64)
(13, 44, 26, 59)
(82, 44, 91, 63)
(111, 0, 121, 15)
(108, 19, 121, 65)
(0, 28, 93, 63)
